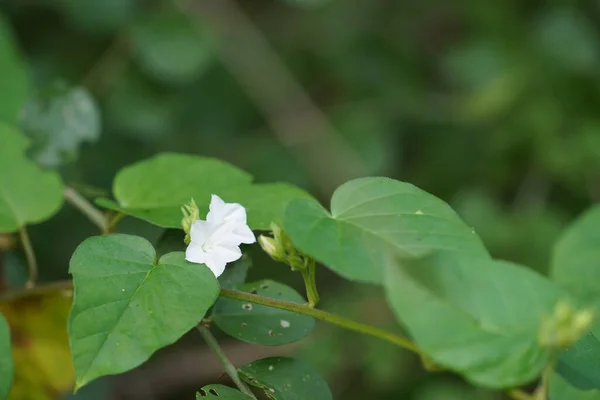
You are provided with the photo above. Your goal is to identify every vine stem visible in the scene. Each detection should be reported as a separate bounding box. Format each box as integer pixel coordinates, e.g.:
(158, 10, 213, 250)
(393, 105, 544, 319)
(19, 227, 37, 288)
(534, 358, 555, 400)
(219, 288, 420, 353)
(300, 260, 319, 307)
(0, 280, 418, 353)
(196, 325, 257, 399)
(507, 389, 535, 400)
(64, 187, 109, 234)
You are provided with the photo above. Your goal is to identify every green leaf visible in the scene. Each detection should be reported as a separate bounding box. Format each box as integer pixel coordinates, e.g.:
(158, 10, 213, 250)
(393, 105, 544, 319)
(213, 280, 315, 346)
(384, 252, 561, 388)
(239, 357, 332, 400)
(549, 205, 600, 390)
(0, 124, 63, 233)
(0, 313, 13, 400)
(550, 372, 600, 400)
(20, 81, 101, 167)
(0, 13, 30, 125)
(97, 153, 312, 230)
(218, 256, 251, 290)
(131, 10, 213, 84)
(284, 177, 489, 284)
(197, 385, 253, 399)
(68, 234, 220, 390)
(556, 332, 600, 391)
(551, 205, 600, 304)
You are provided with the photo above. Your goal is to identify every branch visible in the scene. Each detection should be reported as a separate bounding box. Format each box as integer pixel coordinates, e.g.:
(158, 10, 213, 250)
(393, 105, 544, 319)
(0, 280, 418, 353)
(219, 288, 419, 353)
(64, 187, 109, 234)
(19, 227, 37, 288)
(196, 325, 257, 398)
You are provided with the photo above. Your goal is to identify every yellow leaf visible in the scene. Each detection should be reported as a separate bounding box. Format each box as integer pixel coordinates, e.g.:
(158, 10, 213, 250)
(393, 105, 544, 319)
(0, 290, 74, 400)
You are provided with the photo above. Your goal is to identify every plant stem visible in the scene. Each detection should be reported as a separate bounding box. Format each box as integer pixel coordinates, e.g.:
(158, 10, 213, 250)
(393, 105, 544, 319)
(196, 325, 256, 399)
(1, 280, 419, 354)
(534, 361, 554, 400)
(64, 187, 109, 234)
(19, 227, 37, 288)
(220, 288, 420, 353)
(301, 259, 319, 307)
(507, 389, 535, 400)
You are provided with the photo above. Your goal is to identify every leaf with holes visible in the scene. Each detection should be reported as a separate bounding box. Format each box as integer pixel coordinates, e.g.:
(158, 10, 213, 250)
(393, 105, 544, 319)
(20, 81, 101, 167)
(550, 205, 600, 390)
(213, 280, 314, 346)
(96, 153, 313, 230)
(0, 124, 63, 233)
(284, 177, 489, 284)
(385, 252, 562, 388)
(239, 357, 332, 400)
(196, 385, 253, 399)
(550, 373, 600, 400)
(68, 234, 220, 390)
(0, 313, 13, 399)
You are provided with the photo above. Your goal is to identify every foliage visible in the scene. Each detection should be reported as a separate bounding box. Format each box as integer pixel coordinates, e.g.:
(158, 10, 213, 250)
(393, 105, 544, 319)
(2, 0, 600, 399)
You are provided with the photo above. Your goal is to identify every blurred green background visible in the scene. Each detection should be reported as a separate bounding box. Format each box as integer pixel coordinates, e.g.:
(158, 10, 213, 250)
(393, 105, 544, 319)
(1, 0, 599, 399)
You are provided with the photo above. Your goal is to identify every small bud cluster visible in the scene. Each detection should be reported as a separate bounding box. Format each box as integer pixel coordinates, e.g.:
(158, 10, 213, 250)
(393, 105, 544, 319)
(181, 199, 200, 245)
(538, 300, 594, 348)
(259, 223, 312, 271)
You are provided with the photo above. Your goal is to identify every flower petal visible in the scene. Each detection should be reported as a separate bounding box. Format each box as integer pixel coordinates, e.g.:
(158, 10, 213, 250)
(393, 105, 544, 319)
(190, 220, 211, 244)
(203, 252, 228, 277)
(207, 194, 247, 224)
(185, 242, 209, 264)
(214, 244, 243, 264)
(232, 224, 256, 244)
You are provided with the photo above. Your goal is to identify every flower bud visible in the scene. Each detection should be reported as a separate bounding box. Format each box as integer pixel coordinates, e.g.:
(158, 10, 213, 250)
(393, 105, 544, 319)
(270, 222, 294, 253)
(259, 235, 286, 262)
(539, 300, 594, 348)
(181, 198, 199, 244)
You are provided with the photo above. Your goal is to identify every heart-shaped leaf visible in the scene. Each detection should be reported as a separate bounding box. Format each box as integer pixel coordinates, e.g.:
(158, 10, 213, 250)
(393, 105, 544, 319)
(197, 385, 253, 399)
(0, 124, 63, 233)
(0, 313, 13, 399)
(68, 234, 220, 390)
(213, 280, 314, 346)
(550, 205, 600, 390)
(385, 252, 561, 388)
(239, 357, 332, 400)
(284, 177, 489, 283)
(97, 153, 312, 230)
(20, 81, 101, 168)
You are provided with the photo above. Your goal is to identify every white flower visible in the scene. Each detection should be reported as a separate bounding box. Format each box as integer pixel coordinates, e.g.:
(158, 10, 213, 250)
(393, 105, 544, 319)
(185, 194, 256, 277)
